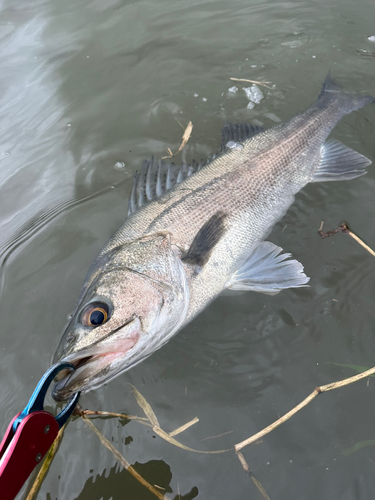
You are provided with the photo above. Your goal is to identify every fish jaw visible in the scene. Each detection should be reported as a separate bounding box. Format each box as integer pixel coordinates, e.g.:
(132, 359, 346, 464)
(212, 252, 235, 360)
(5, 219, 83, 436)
(53, 317, 141, 401)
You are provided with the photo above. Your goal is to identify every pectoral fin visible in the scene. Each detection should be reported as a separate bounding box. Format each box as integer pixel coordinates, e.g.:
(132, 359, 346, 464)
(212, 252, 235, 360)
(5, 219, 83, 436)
(183, 211, 227, 268)
(312, 140, 371, 182)
(225, 241, 309, 295)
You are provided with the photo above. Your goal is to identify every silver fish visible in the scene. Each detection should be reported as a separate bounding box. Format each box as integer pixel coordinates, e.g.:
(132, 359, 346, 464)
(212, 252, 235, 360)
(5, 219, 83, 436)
(53, 74, 374, 400)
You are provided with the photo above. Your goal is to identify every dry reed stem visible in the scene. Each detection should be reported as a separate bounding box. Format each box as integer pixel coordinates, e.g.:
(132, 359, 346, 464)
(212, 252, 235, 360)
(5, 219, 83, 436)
(344, 227, 375, 257)
(153, 426, 231, 454)
(169, 417, 199, 436)
(235, 451, 271, 500)
(251, 475, 271, 500)
(162, 121, 193, 159)
(131, 385, 231, 453)
(235, 365, 375, 452)
(83, 416, 171, 500)
(80, 409, 149, 422)
(229, 77, 273, 89)
(25, 424, 67, 500)
(130, 384, 160, 427)
(201, 430, 233, 441)
(318, 222, 375, 257)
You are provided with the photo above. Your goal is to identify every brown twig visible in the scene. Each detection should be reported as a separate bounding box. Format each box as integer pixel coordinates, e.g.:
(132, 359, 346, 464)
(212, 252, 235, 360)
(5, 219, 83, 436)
(318, 222, 375, 257)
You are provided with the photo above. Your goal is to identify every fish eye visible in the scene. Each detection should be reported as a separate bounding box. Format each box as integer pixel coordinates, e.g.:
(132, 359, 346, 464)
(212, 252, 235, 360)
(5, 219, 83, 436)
(81, 302, 110, 327)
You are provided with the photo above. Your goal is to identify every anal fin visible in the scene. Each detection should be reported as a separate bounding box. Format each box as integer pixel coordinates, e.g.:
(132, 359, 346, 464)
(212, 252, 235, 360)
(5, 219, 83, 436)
(312, 140, 371, 182)
(225, 241, 309, 295)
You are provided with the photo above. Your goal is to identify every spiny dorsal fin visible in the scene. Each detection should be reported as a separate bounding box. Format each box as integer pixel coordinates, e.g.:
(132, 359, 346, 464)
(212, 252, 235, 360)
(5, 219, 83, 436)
(127, 157, 208, 217)
(220, 122, 264, 151)
(183, 211, 228, 268)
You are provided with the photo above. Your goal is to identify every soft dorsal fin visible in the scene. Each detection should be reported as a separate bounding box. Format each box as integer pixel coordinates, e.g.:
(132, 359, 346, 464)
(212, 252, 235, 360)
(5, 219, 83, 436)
(183, 211, 228, 268)
(127, 122, 265, 217)
(220, 122, 264, 151)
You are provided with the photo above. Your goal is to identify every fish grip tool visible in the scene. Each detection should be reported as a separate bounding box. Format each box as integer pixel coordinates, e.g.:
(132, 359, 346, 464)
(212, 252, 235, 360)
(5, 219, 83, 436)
(0, 362, 80, 500)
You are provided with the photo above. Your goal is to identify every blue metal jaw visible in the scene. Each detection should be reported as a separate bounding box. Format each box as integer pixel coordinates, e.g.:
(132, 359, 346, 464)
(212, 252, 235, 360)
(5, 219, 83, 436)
(12, 362, 80, 432)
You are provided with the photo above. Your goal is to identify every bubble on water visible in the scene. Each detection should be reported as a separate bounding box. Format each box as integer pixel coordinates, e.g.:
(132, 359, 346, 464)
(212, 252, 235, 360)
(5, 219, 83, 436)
(228, 86, 238, 93)
(114, 161, 125, 170)
(67, 123, 71, 127)
(368, 35, 375, 42)
(246, 101, 255, 110)
(202, 97, 207, 102)
(194, 93, 199, 97)
(3, 152, 9, 157)
(251, 64, 257, 68)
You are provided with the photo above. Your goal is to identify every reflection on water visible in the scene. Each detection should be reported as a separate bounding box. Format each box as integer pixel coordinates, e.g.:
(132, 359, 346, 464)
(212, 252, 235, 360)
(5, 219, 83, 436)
(1, 0, 375, 498)
(76, 460, 198, 500)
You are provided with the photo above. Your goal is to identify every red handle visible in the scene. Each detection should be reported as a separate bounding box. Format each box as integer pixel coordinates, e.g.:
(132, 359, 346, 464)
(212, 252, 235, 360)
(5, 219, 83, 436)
(0, 411, 59, 500)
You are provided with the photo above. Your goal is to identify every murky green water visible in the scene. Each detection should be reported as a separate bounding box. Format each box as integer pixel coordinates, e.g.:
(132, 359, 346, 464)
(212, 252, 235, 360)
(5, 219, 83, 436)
(1, 0, 375, 498)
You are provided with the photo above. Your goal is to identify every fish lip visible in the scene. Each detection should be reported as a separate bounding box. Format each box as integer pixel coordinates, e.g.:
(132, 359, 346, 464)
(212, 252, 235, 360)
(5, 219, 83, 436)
(52, 351, 126, 401)
(52, 318, 141, 401)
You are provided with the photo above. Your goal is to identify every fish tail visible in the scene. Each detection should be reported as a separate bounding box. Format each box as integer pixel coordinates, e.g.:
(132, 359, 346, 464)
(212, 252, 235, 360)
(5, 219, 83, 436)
(318, 71, 375, 114)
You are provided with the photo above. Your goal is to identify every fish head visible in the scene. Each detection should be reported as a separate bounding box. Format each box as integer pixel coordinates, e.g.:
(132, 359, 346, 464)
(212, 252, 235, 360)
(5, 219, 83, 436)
(53, 232, 189, 400)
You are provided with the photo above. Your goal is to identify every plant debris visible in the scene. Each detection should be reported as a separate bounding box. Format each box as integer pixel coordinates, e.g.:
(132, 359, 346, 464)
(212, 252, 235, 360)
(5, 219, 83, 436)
(318, 221, 375, 256)
(162, 121, 193, 159)
(229, 77, 273, 89)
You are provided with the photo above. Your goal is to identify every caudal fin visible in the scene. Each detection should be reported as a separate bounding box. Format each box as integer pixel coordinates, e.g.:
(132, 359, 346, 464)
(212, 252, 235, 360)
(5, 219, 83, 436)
(312, 139, 371, 182)
(318, 71, 375, 114)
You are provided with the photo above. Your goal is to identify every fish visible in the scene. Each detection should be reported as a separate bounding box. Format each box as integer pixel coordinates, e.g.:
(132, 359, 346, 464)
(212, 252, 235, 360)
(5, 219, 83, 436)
(52, 74, 374, 401)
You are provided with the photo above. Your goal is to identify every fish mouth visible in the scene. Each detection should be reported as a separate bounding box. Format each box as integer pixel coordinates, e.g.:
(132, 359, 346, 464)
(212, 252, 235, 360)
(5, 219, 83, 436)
(52, 318, 141, 401)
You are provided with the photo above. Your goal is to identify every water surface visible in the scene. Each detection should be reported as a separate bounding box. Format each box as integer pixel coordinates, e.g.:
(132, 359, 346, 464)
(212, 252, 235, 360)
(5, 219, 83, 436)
(1, 0, 375, 498)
